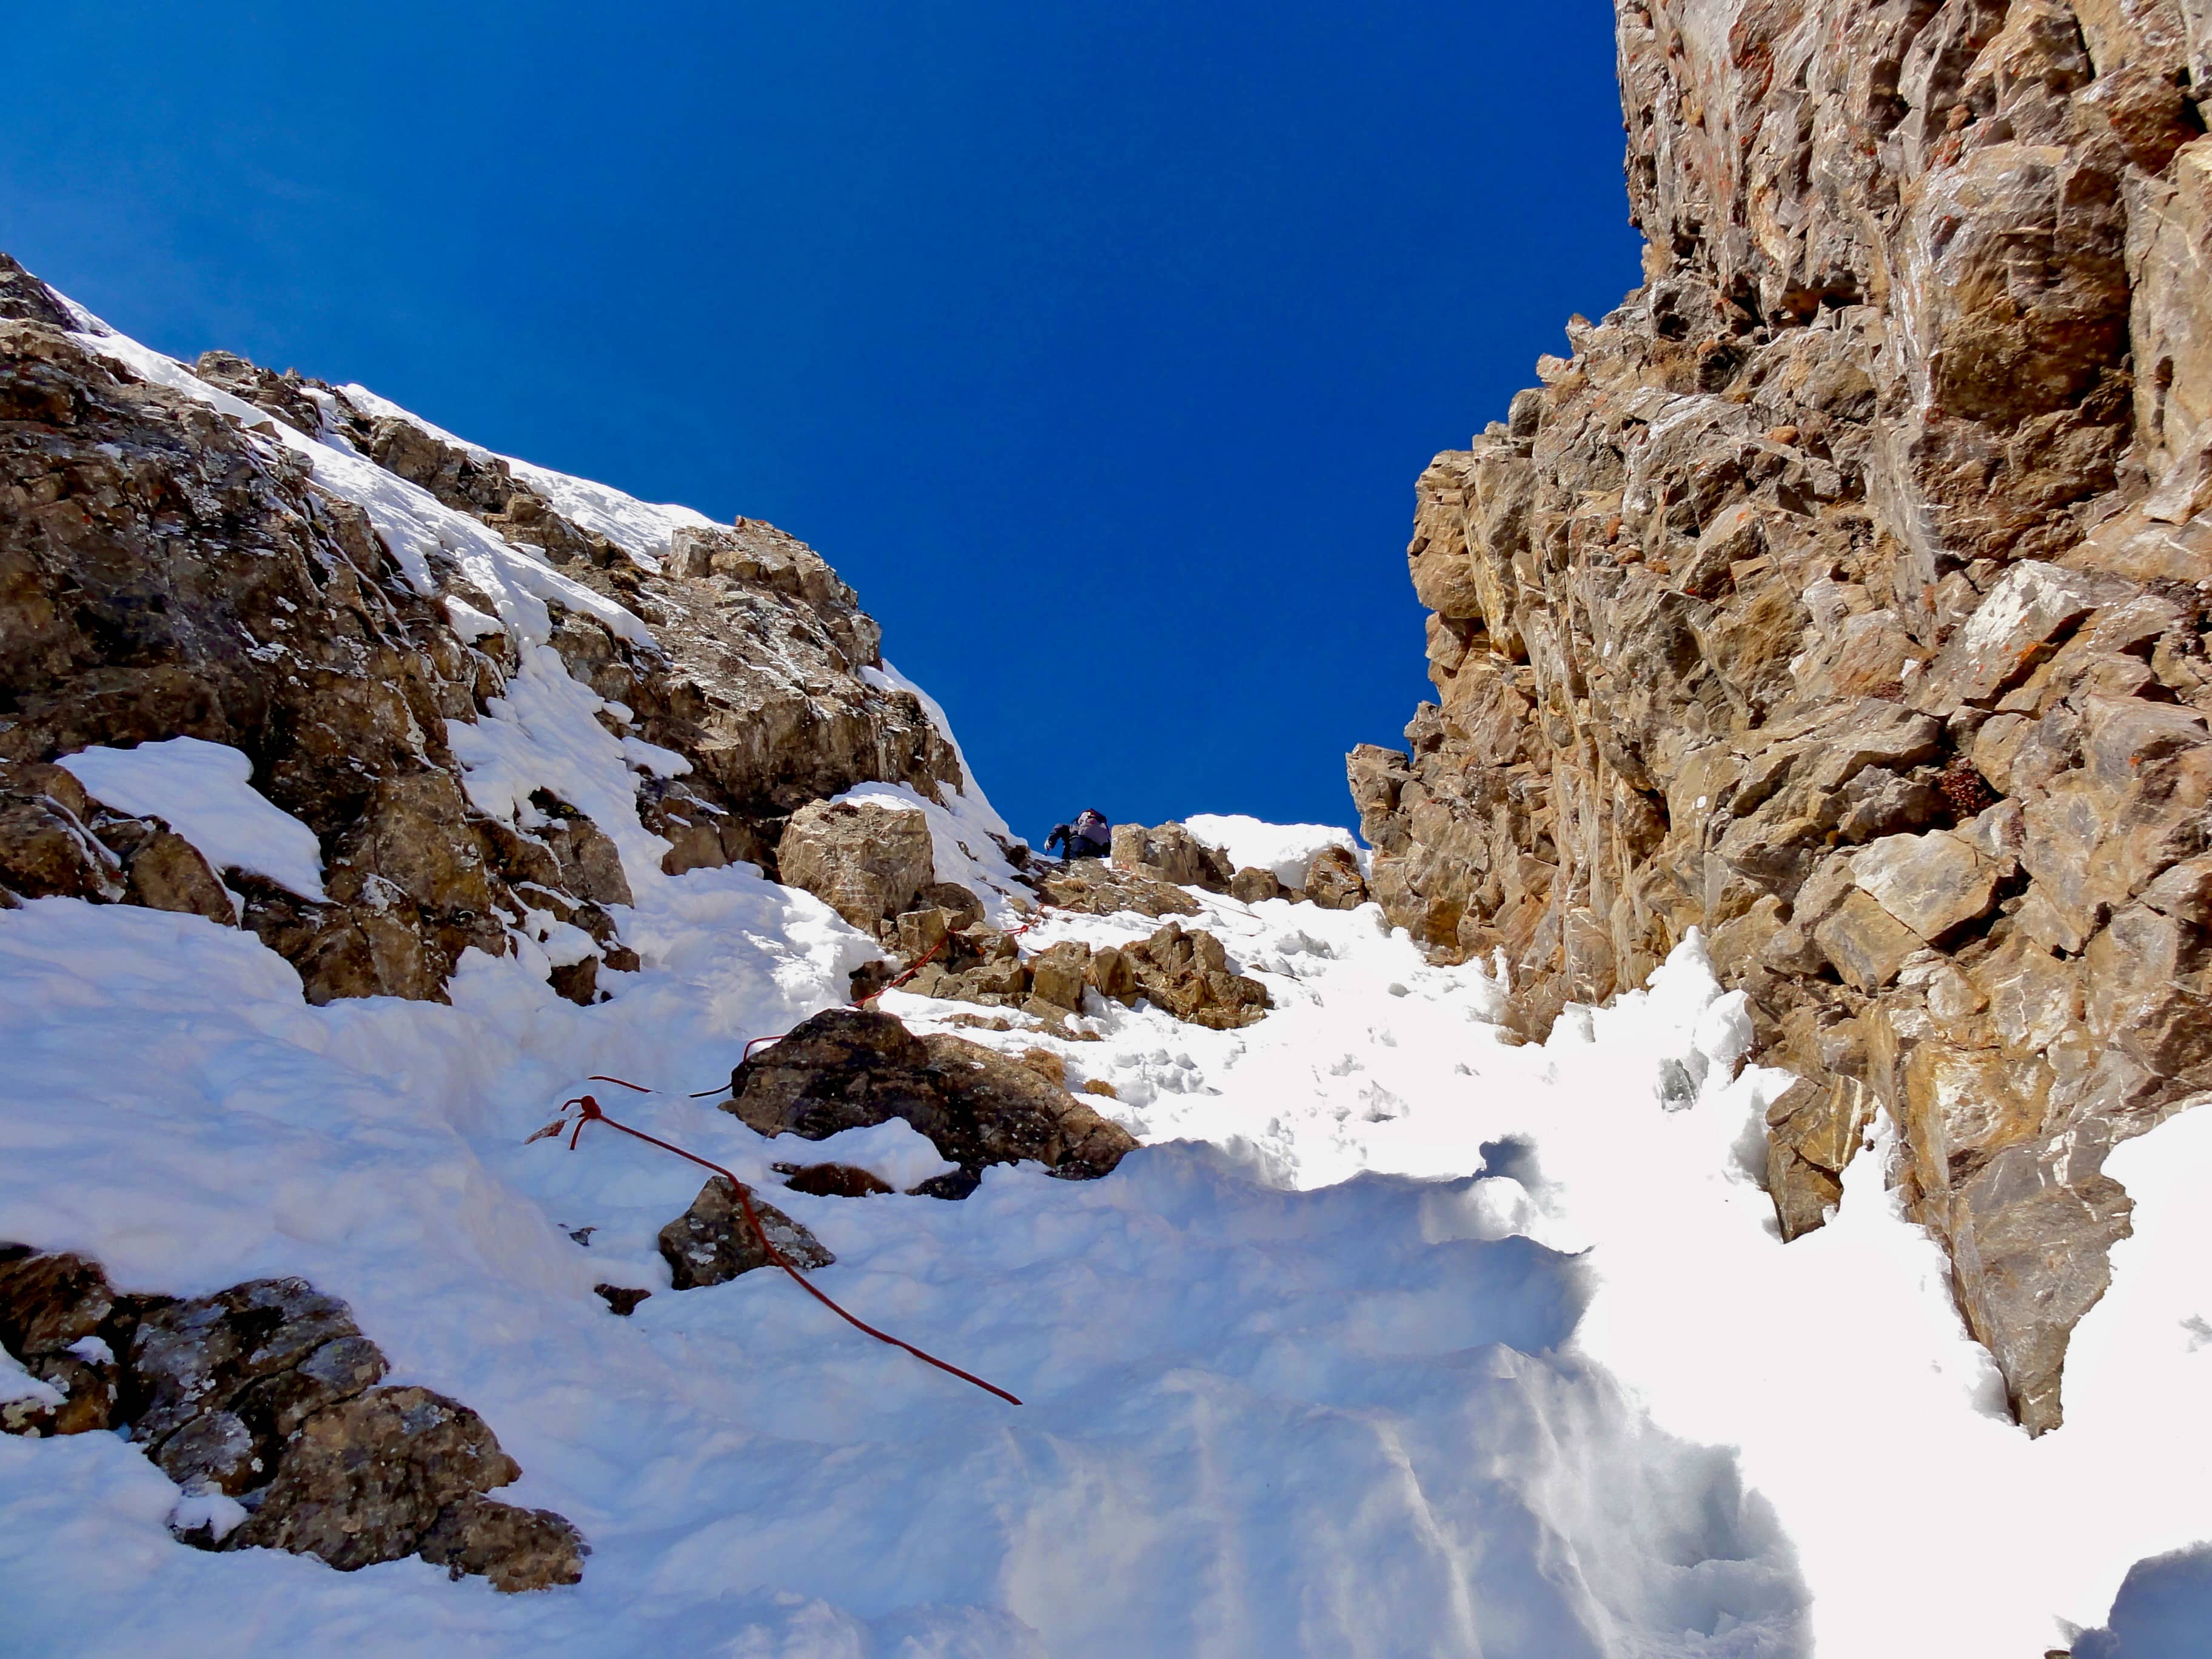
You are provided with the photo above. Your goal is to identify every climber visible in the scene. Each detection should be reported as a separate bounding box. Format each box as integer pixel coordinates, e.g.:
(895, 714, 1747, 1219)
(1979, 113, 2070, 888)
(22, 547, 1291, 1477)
(1045, 808, 1112, 862)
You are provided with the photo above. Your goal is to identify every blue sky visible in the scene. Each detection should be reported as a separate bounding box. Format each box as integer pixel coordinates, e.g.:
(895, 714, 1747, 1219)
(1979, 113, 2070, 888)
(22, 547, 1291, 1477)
(10, 2, 1639, 844)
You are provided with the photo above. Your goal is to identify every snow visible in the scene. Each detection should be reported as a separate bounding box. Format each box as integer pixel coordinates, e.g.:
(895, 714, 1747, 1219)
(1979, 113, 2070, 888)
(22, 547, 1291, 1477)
(0, 1350, 63, 1410)
(59, 736, 327, 901)
(1181, 813, 1358, 886)
(4, 770, 2205, 1655)
(0, 890, 1806, 1658)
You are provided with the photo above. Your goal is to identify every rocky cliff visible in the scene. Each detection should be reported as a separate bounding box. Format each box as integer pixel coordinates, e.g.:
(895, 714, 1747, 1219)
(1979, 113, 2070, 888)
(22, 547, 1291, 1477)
(1351, 0, 2212, 1433)
(0, 252, 979, 1007)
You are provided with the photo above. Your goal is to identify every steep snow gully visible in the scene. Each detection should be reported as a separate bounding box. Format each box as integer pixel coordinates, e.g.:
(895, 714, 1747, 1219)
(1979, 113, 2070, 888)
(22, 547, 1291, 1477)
(2, 307, 2208, 1658)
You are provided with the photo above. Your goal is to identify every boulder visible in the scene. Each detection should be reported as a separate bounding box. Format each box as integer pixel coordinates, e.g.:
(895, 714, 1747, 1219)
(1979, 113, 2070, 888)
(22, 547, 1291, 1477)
(1303, 846, 1369, 911)
(230, 1386, 522, 1572)
(720, 1007, 1138, 1187)
(415, 1495, 589, 1592)
(1229, 866, 1283, 903)
(1027, 940, 1093, 1011)
(1125, 922, 1272, 1030)
(657, 1176, 836, 1290)
(778, 800, 935, 929)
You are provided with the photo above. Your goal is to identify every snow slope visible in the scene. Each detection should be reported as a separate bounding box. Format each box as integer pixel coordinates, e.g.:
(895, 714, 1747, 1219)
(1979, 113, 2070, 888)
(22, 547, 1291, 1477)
(4, 303, 2207, 1655)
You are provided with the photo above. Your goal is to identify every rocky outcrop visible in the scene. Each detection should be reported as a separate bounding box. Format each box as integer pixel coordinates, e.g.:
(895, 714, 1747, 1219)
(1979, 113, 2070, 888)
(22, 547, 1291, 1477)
(720, 1008, 1139, 1195)
(1110, 821, 1235, 891)
(1352, 0, 2212, 1433)
(0, 1245, 581, 1590)
(858, 901, 1273, 1030)
(1, 250, 997, 1005)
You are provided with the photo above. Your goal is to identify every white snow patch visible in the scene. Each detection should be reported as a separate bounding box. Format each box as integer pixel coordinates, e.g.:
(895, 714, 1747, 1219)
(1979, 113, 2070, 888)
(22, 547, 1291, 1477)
(1182, 812, 1359, 885)
(59, 737, 325, 901)
(778, 1119, 959, 1193)
(0, 1350, 63, 1410)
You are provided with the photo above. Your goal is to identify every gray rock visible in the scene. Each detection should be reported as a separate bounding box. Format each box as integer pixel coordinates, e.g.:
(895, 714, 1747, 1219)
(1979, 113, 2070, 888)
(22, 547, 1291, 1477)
(658, 1177, 836, 1290)
(416, 1495, 588, 1592)
(230, 1386, 523, 1572)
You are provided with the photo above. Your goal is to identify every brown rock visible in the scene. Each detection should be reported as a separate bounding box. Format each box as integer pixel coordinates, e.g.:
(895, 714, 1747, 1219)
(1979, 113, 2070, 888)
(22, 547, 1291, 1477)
(1034, 859, 1201, 919)
(777, 800, 935, 929)
(775, 1163, 896, 1198)
(1339, 0, 2212, 1433)
(1027, 941, 1092, 1012)
(1229, 866, 1283, 903)
(1813, 891, 1922, 993)
(1304, 846, 1369, 911)
(1851, 831, 2002, 944)
(720, 1007, 1136, 1185)
(1125, 922, 1273, 1030)
(0, 1249, 115, 1358)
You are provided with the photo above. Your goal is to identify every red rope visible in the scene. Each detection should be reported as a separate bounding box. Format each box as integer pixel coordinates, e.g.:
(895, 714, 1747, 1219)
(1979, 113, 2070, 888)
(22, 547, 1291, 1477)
(534, 1090, 1021, 1406)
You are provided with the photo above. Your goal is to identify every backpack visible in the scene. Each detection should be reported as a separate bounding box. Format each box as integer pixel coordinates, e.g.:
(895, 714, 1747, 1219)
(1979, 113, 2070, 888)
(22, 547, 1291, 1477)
(1073, 809, 1110, 842)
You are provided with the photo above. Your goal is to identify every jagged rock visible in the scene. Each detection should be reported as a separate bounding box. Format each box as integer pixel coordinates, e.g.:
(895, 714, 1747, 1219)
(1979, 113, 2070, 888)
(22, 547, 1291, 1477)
(1230, 866, 1283, 903)
(593, 1284, 652, 1315)
(1027, 940, 1093, 1011)
(1034, 860, 1201, 919)
(720, 1007, 1137, 1186)
(1086, 943, 1139, 1002)
(2, 250, 988, 1007)
(0, 1247, 115, 1357)
(1124, 922, 1273, 1030)
(1348, 0, 2212, 1429)
(777, 799, 934, 929)
(657, 1176, 836, 1289)
(1303, 846, 1369, 911)
(916, 880, 986, 928)
(1110, 822, 1233, 891)
(230, 1386, 522, 1572)
(0, 1244, 581, 1587)
(415, 1495, 588, 1592)
(1851, 831, 2004, 944)
(126, 1278, 389, 1492)
(0, 1247, 122, 1436)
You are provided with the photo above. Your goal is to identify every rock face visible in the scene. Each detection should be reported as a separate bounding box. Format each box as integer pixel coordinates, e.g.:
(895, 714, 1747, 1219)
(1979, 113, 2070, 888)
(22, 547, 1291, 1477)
(0, 250, 990, 1005)
(0, 1245, 580, 1589)
(722, 1007, 1139, 1192)
(1352, 0, 2212, 1434)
